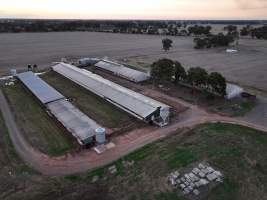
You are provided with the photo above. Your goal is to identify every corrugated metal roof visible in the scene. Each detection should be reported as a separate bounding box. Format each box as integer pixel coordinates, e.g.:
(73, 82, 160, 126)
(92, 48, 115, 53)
(95, 59, 150, 82)
(52, 63, 170, 121)
(17, 71, 99, 144)
(47, 99, 99, 142)
(17, 71, 64, 104)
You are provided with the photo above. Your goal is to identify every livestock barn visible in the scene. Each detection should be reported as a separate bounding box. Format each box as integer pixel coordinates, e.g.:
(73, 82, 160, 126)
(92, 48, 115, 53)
(94, 59, 150, 83)
(17, 71, 99, 145)
(52, 63, 171, 127)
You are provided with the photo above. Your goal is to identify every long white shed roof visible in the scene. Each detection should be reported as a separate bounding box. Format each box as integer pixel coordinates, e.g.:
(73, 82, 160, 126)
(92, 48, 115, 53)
(17, 71, 99, 144)
(52, 63, 170, 120)
(47, 99, 99, 142)
(95, 59, 150, 82)
(17, 71, 64, 104)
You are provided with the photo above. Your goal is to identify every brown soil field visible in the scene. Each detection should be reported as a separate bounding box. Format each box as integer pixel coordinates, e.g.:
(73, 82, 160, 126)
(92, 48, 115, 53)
(0, 32, 267, 92)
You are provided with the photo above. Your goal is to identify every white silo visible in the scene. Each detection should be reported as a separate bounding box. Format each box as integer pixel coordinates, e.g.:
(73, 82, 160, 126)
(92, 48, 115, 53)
(95, 127, 106, 144)
(10, 69, 17, 76)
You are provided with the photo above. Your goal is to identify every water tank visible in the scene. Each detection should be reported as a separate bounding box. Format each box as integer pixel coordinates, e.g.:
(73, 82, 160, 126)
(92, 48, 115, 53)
(95, 127, 106, 144)
(10, 69, 17, 76)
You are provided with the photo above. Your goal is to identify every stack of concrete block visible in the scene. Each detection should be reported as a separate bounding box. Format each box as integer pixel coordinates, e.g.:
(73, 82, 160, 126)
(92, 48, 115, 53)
(168, 163, 223, 196)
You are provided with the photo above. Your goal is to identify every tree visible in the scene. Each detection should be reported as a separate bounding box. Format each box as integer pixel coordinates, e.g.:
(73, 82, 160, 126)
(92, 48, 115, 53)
(194, 38, 208, 49)
(27, 64, 32, 71)
(194, 33, 234, 49)
(187, 67, 209, 87)
(162, 38, 173, 51)
(151, 59, 174, 82)
(240, 25, 250, 36)
(224, 25, 239, 45)
(173, 62, 186, 83)
(208, 72, 226, 96)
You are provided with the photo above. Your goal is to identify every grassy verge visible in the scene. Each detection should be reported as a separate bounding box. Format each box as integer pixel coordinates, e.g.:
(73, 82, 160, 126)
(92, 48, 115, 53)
(1, 83, 75, 156)
(0, 110, 33, 173)
(42, 71, 137, 128)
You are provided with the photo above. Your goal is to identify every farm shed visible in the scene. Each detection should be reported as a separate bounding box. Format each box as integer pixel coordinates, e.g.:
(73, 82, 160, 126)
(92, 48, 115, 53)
(46, 99, 99, 145)
(52, 63, 170, 127)
(95, 59, 150, 83)
(78, 58, 100, 67)
(17, 71, 99, 145)
(17, 71, 64, 104)
(226, 83, 244, 99)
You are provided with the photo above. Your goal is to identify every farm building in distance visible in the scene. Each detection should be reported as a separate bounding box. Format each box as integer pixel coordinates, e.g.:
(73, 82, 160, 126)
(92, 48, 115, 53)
(52, 63, 170, 127)
(94, 59, 150, 83)
(17, 71, 99, 145)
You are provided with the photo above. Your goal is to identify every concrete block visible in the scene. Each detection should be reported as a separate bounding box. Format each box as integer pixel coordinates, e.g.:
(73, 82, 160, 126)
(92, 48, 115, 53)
(185, 174, 190, 179)
(188, 185, 193, 191)
(193, 189, 200, 196)
(207, 173, 217, 181)
(198, 171, 205, 178)
(183, 188, 190, 195)
(193, 167, 201, 174)
(198, 163, 206, 169)
(207, 167, 214, 173)
(214, 171, 223, 177)
(199, 178, 209, 185)
(190, 182, 195, 188)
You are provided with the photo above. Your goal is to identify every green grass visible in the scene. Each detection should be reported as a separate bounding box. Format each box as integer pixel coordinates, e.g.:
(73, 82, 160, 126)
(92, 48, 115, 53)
(42, 71, 136, 128)
(67, 123, 267, 200)
(64, 174, 82, 182)
(2, 83, 75, 156)
(1, 121, 267, 199)
(160, 148, 197, 169)
(0, 109, 35, 175)
(154, 192, 187, 200)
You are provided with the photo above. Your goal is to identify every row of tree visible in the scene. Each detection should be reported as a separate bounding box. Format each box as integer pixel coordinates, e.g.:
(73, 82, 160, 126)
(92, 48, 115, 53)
(240, 25, 267, 40)
(193, 33, 235, 49)
(187, 25, 212, 36)
(151, 59, 226, 96)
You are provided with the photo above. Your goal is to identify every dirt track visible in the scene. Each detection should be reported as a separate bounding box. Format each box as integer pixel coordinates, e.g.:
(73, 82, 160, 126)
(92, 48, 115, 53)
(1, 85, 267, 176)
(1, 32, 267, 91)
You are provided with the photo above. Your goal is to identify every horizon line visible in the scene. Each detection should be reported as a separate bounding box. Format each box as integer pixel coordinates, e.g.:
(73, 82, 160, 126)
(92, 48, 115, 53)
(1, 18, 267, 21)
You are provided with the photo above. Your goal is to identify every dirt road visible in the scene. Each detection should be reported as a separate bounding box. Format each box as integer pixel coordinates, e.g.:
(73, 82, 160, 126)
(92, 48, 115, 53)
(1, 86, 267, 176)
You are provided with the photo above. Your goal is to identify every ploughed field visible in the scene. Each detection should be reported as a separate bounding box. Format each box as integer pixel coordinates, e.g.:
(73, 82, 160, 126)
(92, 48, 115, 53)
(1, 32, 267, 92)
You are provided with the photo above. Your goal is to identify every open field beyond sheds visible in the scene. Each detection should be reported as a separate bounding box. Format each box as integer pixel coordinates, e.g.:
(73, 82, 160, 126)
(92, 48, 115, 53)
(0, 32, 267, 91)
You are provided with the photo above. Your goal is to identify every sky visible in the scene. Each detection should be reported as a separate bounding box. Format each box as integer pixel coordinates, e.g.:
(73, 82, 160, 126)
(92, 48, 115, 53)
(0, 0, 266, 20)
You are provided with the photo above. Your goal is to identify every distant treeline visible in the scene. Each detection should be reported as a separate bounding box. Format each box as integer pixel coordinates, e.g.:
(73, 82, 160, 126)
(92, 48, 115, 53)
(0, 19, 266, 34)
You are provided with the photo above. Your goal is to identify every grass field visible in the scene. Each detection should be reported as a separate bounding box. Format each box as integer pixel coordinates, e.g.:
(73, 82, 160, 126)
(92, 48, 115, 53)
(1, 121, 267, 199)
(1, 83, 75, 156)
(73, 123, 267, 200)
(0, 110, 109, 200)
(42, 71, 139, 128)
(0, 112, 36, 199)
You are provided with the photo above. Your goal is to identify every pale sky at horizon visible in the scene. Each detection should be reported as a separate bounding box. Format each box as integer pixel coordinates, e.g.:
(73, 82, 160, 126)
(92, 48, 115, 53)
(0, 0, 267, 20)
